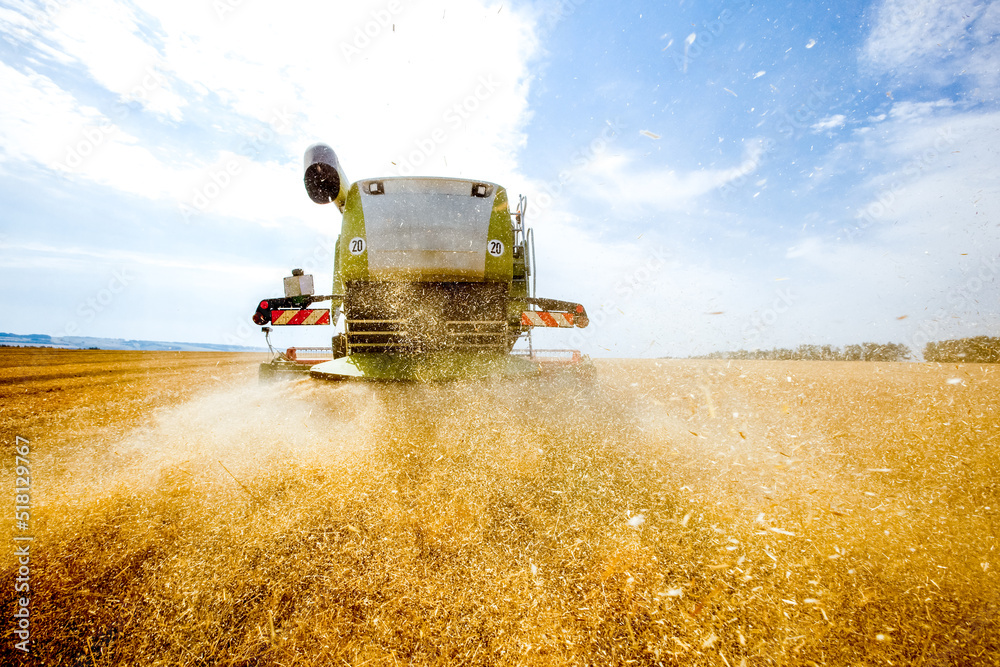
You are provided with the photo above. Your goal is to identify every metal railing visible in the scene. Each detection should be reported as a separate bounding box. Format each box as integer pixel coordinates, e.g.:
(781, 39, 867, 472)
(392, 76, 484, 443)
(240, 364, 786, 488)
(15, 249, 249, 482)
(345, 318, 510, 353)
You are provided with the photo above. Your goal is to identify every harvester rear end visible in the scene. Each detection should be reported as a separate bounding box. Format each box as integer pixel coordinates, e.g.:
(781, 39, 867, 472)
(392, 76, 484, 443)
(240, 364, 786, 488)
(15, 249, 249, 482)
(252, 144, 591, 382)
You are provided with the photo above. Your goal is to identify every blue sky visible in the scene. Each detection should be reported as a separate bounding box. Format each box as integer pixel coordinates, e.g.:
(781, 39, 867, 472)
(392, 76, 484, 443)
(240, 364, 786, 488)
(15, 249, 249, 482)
(1, 0, 997, 357)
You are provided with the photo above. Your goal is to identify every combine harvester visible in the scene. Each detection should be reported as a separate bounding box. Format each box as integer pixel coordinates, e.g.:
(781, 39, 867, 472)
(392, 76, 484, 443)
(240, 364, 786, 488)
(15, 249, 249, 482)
(252, 144, 591, 382)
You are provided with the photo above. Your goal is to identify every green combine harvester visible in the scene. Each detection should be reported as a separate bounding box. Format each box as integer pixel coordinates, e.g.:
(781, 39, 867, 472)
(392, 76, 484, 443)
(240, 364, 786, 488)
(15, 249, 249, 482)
(252, 143, 590, 381)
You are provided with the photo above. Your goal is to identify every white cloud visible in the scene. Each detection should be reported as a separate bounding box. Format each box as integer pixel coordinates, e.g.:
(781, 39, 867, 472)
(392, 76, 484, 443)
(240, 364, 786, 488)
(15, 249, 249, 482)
(1, 0, 540, 233)
(785, 237, 825, 259)
(811, 114, 846, 132)
(566, 141, 766, 213)
(864, 0, 980, 67)
(0, 63, 229, 208)
(0, 240, 268, 277)
(863, 109, 1000, 250)
(886, 99, 956, 123)
(1, 0, 539, 225)
(522, 208, 763, 357)
(0, 61, 304, 228)
(39, 0, 188, 120)
(0, 61, 105, 164)
(863, 0, 997, 91)
(123, 0, 538, 185)
(789, 106, 1000, 344)
(0, 2, 48, 45)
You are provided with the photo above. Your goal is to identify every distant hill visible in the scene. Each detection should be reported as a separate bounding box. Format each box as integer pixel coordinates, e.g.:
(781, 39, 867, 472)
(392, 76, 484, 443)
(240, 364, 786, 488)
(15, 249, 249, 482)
(0, 332, 266, 352)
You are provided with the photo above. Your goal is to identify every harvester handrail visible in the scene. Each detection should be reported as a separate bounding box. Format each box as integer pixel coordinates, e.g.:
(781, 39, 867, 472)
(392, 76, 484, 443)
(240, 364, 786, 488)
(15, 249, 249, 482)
(526, 227, 536, 298)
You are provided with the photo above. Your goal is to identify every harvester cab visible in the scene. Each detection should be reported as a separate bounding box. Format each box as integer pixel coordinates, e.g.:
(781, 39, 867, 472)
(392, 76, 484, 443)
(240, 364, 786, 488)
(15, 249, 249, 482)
(253, 143, 590, 381)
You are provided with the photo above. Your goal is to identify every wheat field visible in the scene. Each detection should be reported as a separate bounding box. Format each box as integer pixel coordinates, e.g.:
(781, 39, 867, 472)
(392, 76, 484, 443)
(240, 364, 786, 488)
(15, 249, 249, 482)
(1, 350, 998, 665)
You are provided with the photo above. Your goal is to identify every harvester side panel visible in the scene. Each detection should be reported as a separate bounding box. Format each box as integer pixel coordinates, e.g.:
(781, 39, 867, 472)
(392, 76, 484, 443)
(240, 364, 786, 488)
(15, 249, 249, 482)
(339, 184, 369, 285)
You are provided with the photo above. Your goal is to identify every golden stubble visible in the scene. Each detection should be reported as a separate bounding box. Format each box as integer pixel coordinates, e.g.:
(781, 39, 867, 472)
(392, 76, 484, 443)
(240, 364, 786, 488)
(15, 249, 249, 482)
(2, 353, 998, 665)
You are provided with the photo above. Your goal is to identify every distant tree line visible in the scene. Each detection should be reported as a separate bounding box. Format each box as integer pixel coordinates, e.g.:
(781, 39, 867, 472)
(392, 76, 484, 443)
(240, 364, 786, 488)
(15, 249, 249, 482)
(693, 342, 912, 362)
(924, 336, 1000, 363)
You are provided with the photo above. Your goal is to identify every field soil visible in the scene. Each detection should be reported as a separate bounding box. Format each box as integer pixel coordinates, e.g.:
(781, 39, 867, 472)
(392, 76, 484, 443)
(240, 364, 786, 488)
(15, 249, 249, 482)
(1, 349, 997, 665)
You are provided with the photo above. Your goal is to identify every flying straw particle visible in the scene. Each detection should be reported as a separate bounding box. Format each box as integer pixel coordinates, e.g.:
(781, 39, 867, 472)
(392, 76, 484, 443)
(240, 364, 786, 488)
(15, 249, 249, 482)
(724, 87, 738, 97)
(666, 588, 683, 597)
(682, 33, 696, 72)
(702, 633, 717, 649)
(806, 38, 817, 48)
(640, 129, 661, 139)
(681, 511, 692, 527)
(628, 514, 645, 527)
(946, 378, 963, 385)
(753, 70, 765, 79)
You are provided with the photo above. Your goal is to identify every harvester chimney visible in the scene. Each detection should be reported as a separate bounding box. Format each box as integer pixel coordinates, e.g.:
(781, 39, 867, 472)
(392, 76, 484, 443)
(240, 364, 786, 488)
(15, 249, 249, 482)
(303, 143, 349, 211)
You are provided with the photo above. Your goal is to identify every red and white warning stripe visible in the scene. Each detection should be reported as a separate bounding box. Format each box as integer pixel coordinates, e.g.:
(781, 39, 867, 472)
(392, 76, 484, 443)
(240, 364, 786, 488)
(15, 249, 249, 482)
(270, 309, 331, 326)
(520, 311, 575, 328)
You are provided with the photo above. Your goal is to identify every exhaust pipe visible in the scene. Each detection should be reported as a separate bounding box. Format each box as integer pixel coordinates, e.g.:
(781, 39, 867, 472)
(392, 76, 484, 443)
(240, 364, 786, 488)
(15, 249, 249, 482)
(303, 143, 349, 211)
